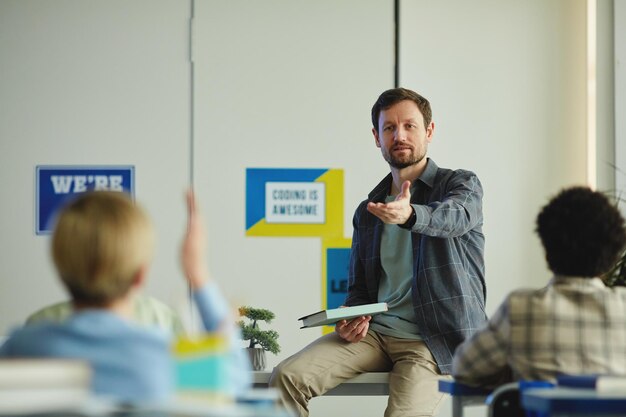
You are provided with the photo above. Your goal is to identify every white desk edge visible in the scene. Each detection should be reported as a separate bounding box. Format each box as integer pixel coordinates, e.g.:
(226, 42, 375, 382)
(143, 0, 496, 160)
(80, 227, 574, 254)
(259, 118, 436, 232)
(252, 370, 390, 396)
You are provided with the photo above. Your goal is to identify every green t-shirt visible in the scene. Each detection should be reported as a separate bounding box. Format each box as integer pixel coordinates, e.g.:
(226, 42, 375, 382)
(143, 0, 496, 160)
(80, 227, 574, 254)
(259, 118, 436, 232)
(369, 196, 422, 340)
(26, 294, 186, 336)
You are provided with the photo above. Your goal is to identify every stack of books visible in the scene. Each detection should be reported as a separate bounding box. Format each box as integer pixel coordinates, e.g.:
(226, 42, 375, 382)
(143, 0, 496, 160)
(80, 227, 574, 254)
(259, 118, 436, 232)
(0, 359, 92, 414)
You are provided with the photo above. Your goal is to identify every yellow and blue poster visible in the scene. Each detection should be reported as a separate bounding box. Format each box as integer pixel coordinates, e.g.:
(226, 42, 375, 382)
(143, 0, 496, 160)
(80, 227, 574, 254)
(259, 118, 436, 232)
(321, 237, 352, 334)
(245, 168, 343, 237)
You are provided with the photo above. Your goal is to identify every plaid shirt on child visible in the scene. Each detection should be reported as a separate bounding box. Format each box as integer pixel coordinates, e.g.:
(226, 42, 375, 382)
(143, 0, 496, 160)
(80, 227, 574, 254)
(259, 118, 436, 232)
(452, 276, 626, 387)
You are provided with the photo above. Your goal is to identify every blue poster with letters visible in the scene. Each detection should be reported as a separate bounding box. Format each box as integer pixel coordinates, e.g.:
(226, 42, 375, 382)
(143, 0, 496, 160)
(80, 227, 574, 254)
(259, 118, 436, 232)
(326, 247, 351, 310)
(36, 165, 134, 235)
(320, 238, 351, 334)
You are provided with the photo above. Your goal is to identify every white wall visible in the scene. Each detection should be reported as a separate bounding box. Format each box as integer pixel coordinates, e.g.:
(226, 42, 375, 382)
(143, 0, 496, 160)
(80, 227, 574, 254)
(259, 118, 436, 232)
(400, 0, 588, 315)
(597, 0, 616, 194)
(0, 1, 608, 417)
(0, 0, 191, 331)
(193, 0, 393, 361)
(617, 0, 626, 213)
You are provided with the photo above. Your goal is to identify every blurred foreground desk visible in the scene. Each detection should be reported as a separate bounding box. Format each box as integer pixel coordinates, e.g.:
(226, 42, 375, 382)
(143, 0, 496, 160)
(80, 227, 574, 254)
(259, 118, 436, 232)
(522, 387, 626, 416)
(438, 379, 491, 417)
(253, 371, 390, 396)
(0, 400, 295, 417)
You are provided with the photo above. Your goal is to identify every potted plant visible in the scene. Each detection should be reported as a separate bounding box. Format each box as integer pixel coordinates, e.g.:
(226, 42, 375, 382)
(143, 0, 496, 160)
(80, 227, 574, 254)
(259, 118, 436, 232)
(238, 306, 280, 371)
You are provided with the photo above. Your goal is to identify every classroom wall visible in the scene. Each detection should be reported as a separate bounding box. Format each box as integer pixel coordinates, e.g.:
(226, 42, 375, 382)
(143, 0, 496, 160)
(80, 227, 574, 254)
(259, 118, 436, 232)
(401, 0, 589, 316)
(597, 0, 616, 195)
(0, 1, 611, 417)
(0, 0, 191, 330)
(192, 0, 393, 355)
(617, 0, 626, 213)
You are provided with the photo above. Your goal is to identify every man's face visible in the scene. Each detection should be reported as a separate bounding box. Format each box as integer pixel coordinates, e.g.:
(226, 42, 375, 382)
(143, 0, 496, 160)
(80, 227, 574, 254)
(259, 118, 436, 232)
(372, 100, 434, 169)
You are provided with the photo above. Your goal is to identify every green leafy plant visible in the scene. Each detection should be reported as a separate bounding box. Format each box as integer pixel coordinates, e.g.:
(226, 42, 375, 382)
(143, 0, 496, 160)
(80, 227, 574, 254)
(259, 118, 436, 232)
(238, 306, 280, 355)
(603, 191, 626, 287)
(604, 249, 626, 287)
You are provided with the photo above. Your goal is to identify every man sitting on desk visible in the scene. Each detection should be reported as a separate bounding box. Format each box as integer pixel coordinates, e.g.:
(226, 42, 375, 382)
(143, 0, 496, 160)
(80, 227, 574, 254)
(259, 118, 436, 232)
(453, 186, 626, 387)
(271, 88, 487, 417)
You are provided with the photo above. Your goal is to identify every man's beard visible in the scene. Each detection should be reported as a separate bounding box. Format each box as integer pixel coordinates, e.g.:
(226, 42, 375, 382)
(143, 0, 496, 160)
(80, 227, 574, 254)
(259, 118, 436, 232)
(383, 149, 426, 169)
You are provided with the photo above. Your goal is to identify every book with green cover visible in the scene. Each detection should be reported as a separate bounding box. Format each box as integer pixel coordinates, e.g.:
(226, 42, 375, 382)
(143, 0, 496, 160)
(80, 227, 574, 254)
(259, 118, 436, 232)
(298, 302, 388, 328)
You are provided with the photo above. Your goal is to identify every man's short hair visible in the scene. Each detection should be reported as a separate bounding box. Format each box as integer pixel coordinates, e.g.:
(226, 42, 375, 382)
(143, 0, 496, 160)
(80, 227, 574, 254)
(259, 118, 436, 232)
(371, 88, 432, 133)
(536, 186, 626, 277)
(52, 191, 154, 305)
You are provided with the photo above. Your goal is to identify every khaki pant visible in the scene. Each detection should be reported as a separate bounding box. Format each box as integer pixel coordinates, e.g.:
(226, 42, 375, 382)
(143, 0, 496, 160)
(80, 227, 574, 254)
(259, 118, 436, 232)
(269, 331, 450, 417)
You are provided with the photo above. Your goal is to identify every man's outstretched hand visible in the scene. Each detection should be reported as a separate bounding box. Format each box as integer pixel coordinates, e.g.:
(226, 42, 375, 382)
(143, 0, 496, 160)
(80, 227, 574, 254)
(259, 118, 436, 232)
(366, 180, 414, 224)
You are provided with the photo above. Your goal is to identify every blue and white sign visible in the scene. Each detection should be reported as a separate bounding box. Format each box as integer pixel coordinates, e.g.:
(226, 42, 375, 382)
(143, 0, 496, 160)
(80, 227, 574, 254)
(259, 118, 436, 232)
(36, 165, 135, 235)
(265, 182, 326, 224)
(246, 168, 343, 237)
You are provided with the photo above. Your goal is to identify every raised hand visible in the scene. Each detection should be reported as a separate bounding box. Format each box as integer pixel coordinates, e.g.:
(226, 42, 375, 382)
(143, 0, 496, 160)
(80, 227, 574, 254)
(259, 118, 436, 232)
(181, 189, 210, 290)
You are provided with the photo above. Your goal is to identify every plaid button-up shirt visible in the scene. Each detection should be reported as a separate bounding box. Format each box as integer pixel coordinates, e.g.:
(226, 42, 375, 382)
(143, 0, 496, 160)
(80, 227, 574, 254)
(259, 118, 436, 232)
(345, 159, 487, 374)
(452, 276, 626, 387)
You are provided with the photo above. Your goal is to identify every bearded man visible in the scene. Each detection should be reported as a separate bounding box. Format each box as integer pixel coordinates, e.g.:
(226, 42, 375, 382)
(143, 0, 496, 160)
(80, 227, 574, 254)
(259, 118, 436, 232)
(270, 88, 487, 417)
